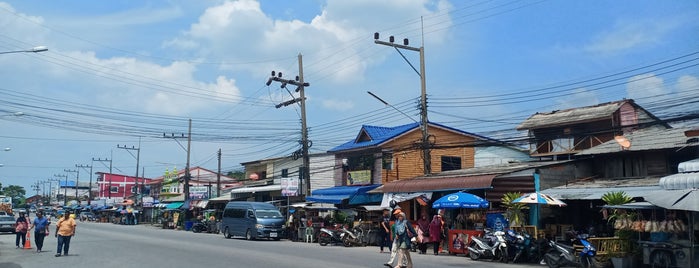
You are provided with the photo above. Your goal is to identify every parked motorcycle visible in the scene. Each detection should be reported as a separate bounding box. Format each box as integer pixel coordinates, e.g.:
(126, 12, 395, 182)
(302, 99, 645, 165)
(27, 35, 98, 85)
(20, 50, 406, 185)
(467, 229, 508, 262)
(507, 230, 546, 264)
(318, 224, 344, 246)
(340, 224, 367, 247)
(543, 231, 597, 268)
(192, 221, 209, 233)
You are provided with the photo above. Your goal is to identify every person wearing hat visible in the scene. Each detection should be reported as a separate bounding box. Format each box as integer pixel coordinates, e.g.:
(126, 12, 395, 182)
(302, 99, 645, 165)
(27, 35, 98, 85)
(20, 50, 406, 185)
(384, 208, 403, 267)
(392, 212, 416, 268)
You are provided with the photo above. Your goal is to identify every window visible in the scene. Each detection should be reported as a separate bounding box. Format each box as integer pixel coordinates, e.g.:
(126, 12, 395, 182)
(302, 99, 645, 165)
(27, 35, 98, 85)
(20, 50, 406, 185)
(382, 153, 393, 170)
(281, 169, 288, 178)
(441, 156, 462, 171)
(110, 186, 119, 193)
(131, 186, 138, 194)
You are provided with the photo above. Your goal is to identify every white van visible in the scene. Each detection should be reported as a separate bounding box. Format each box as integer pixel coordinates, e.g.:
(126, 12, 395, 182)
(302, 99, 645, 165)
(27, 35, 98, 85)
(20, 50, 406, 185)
(220, 201, 285, 240)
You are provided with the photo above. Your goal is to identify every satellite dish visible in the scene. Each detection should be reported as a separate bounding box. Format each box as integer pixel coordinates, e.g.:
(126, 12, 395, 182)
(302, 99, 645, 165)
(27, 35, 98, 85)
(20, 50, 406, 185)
(614, 135, 631, 150)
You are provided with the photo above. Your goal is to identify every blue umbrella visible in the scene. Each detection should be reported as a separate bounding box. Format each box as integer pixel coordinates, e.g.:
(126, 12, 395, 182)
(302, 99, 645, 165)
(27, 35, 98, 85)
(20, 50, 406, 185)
(432, 192, 489, 209)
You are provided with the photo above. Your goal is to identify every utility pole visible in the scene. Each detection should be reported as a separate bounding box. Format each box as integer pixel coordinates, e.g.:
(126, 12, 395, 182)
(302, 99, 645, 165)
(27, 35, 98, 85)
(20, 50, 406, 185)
(93, 157, 113, 199)
(76, 164, 93, 205)
(54, 174, 68, 206)
(64, 169, 79, 203)
(374, 31, 431, 175)
(48, 178, 58, 206)
(217, 148, 221, 198)
(117, 139, 141, 202)
(163, 119, 192, 209)
(266, 53, 311, 195)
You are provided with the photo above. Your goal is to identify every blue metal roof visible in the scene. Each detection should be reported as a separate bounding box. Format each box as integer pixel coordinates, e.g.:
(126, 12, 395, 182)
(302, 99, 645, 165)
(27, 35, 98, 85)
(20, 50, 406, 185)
(328, 122, 498, 152)
(306, 184, 382, 205)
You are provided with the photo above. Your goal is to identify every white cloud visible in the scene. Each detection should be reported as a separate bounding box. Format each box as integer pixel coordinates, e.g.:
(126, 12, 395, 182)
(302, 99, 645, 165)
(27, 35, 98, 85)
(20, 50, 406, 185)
(626, 73, 668, 100)
(584, 18, 681, 54)
(676, 75, 699, 94)
(166, 0, 452, 84)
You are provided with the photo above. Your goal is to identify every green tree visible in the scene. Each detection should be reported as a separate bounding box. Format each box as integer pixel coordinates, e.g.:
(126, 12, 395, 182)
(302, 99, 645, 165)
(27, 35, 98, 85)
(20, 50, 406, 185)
(1, 185, 26, 206)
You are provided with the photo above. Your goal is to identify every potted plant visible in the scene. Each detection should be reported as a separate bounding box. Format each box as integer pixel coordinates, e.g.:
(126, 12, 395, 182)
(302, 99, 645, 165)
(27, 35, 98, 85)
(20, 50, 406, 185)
(601, 191, 638, 268)
(501, 192, 528, 227)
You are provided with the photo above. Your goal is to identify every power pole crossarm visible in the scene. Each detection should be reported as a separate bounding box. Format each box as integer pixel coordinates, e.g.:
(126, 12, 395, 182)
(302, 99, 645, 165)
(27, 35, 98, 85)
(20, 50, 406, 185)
(266, 54, 311, 196)
(374, 32, 431, 175)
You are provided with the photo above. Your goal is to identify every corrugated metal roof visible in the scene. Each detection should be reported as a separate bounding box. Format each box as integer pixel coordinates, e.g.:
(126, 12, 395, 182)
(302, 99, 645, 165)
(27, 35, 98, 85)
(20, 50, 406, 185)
(382, 174, 497, 193)
(328, 122, 499, 153)
(659, 173, 699, 190)
(541, 177, 661, 200)
(517, 100, 627, 130)
(576, 127, 694, 155)
(678, 158, 699, 172)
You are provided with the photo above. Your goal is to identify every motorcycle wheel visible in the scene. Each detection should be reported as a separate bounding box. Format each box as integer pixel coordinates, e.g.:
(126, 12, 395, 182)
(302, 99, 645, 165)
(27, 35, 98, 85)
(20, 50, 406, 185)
(543, 252, 560, 268)
(342, 236, 352, 247)
(468, 241, 481, 261)
(318, 232, 330, 246)
(192, 225, 201, 233)
(580, 256, 597, 268)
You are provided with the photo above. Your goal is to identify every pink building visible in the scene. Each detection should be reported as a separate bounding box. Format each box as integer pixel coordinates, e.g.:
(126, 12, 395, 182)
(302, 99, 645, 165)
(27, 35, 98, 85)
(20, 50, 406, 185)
(96, 172, 150, 200)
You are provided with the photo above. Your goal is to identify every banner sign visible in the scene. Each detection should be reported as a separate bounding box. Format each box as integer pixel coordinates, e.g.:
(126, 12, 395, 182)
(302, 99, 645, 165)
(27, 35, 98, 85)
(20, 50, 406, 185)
(281, 177, 299, 197)
(347, 170, 371, 185)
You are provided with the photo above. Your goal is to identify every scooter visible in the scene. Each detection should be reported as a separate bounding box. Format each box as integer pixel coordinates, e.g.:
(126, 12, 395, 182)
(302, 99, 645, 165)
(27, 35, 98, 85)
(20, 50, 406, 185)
(340, 224, 367, 247)
(191, 221, 209, 233)
(467, 229, 508, 262)
(543, 232, 597, 268)
(318, 224, 344, 246)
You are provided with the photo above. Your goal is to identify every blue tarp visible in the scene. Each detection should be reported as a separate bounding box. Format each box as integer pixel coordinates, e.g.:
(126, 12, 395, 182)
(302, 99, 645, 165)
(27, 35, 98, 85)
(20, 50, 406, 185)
(305, 185, 382, 205)
(165, 202, 184, 209)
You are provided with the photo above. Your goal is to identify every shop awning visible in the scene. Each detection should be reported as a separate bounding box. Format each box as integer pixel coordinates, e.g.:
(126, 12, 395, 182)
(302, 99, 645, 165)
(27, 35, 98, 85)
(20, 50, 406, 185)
(165, 202, 184, 209)
(381, 174, 496, 193)
(658, 173, 699, 190)
(229, 184, 282, 194)
(305, 185, 382, 205)
(208, 195, 233, 203)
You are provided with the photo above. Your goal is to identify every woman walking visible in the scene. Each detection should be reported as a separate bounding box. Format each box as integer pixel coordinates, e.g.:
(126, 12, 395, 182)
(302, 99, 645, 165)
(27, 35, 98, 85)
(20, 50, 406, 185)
(416, 213, 430, 254)
(15, 212, 29, 248)
(429, 215, 443, 255)
(393, 212, 416, 268)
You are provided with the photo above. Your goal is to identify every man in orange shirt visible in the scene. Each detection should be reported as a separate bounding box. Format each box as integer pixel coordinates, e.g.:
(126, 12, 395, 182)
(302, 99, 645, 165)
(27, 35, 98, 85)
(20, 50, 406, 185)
(55, 212, 77, 257)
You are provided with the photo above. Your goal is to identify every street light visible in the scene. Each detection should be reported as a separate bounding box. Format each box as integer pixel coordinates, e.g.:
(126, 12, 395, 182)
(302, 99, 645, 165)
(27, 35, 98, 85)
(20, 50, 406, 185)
(0, 46, 48, 55)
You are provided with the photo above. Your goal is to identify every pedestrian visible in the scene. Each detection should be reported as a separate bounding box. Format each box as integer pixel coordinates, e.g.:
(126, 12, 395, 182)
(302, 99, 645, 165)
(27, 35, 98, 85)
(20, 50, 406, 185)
(429, 215, 443, 255)
(392, 212, 416, 268)
(55, 212, 77, 257)
(379, 209, 391, 253)
(384, 208, 402, 267)
(15, 212, 30, 248)
(29, 211, 50, 253)
(416, 213, 430, 254)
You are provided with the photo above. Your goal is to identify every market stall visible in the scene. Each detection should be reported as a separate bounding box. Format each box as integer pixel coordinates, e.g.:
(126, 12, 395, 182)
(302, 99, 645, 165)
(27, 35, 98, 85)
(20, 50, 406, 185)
(432, 192, 488, 255)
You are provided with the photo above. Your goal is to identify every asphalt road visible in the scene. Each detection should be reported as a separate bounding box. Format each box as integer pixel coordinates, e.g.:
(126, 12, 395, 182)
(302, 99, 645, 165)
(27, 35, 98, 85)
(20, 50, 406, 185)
(0, 221, 543, 268)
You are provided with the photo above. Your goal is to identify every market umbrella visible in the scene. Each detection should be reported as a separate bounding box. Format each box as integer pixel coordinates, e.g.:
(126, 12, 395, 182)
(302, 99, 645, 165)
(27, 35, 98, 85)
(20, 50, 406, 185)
(432, 192, 489, 209)
(512, 192, 567, 207)
(643, 189, 699, 212)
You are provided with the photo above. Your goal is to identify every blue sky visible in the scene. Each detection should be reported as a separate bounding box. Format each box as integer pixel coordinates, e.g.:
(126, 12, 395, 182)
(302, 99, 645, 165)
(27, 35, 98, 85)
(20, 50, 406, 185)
(0, 0, 697, 194)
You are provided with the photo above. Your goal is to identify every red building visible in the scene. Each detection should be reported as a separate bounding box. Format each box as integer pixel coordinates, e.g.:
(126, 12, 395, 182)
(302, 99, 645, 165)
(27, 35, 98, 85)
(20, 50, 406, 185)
(96, 172, 150, 200)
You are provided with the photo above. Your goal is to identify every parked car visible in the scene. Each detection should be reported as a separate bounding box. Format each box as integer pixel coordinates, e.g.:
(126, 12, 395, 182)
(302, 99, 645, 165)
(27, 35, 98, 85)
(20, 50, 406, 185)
(0, 215, 16, 233)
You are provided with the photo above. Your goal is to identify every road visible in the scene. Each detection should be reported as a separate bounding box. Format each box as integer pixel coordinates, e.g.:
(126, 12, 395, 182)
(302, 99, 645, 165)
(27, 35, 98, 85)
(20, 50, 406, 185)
(0, 221, 542, 268)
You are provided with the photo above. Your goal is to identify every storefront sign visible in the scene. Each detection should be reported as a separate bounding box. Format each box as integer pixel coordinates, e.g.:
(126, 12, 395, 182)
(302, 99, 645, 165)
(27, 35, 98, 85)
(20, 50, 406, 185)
(347, 170, 371, 185)
(281, 177, 299, 197)
(142, 197, 154, 208)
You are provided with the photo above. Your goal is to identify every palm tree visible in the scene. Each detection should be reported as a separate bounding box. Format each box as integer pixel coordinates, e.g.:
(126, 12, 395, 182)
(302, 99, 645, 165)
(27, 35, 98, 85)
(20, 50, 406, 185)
(502, 192, 529, 227)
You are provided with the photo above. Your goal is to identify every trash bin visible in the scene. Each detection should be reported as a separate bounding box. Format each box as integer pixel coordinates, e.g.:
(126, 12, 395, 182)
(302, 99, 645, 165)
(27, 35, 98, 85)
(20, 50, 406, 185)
(184, 221, 194, 231)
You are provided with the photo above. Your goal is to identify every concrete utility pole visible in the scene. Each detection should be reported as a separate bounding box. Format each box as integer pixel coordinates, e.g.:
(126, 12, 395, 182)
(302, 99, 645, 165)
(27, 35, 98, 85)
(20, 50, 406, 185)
(217, 148, 221, 198)
(76, 164, 93, 205)
(266, 54, 311, 195)
(163, 119, 192, 206)
(92, 157, 113, 199)
(374, 31, 432, 175)
(64, 169, 79, 201)
(117, 139, 141, 201)
(54, 174, 68, 206)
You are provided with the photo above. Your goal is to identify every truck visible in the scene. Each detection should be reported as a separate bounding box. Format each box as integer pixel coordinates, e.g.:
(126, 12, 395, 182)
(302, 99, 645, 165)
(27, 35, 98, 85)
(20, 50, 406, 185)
(0, 195, 12, 215)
